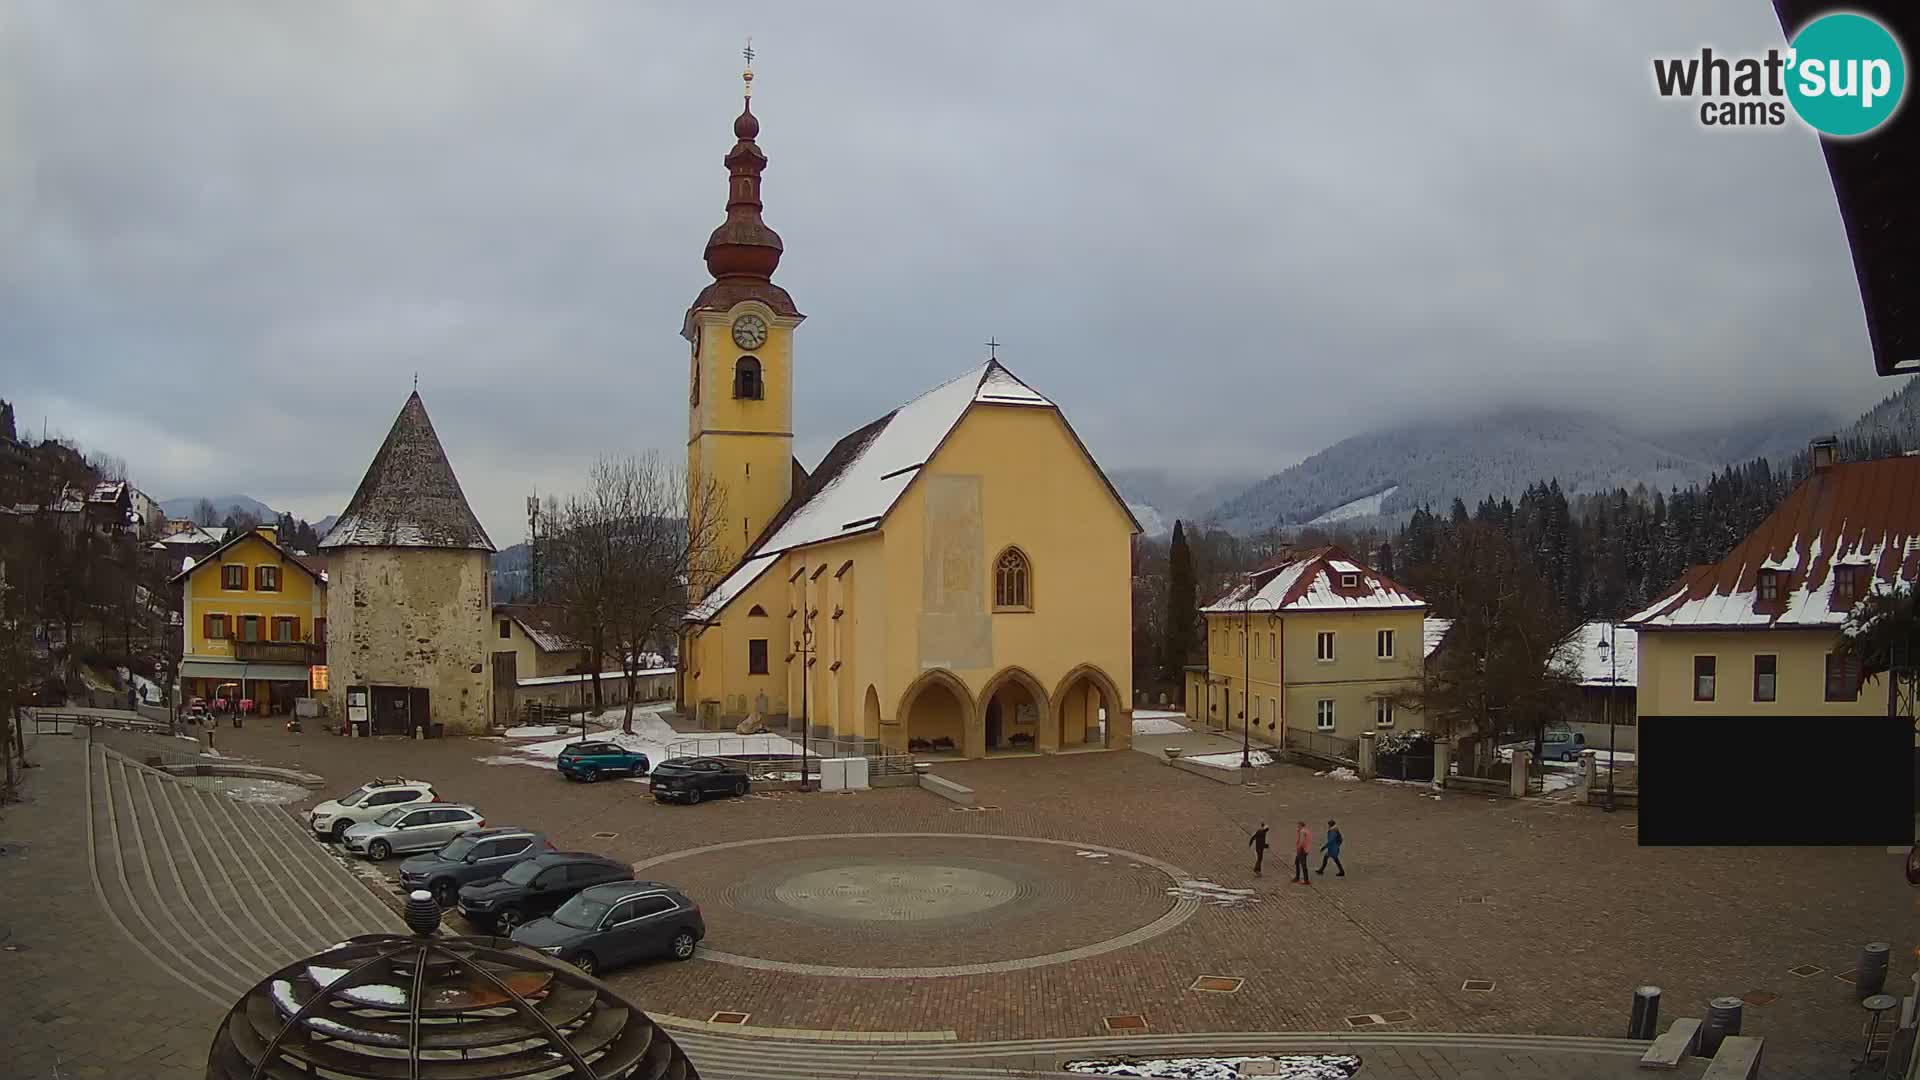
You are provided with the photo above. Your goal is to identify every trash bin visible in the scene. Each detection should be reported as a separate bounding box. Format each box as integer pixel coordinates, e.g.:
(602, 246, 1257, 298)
(1700, 996, 1743, 1055)
(429, 723, 445, 740)
(1628, 986, 1661, 1040)
(1857, 942, 1891, 999)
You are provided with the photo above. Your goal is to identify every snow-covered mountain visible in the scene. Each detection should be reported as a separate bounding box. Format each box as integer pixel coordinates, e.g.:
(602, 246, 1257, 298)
(1206, 406, 1841, 535)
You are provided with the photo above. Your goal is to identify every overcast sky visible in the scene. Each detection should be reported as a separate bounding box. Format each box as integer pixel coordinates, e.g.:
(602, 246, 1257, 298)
(0, 1, 1892, 542)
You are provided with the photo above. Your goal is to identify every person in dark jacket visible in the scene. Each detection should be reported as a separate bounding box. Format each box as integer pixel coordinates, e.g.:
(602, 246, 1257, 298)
(1317, 819, 1345, 877)
(1248, 823, 1270, 875)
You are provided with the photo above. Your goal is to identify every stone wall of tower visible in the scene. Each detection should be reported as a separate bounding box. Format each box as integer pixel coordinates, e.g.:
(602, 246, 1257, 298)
(326, 546, 492, 734)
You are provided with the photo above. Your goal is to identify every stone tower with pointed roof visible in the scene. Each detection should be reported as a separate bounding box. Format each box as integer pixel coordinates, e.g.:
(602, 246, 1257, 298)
(321, 392, 498, 735)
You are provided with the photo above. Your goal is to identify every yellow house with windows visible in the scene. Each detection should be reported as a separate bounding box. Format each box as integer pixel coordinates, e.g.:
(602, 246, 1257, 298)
(1186, 547, 1427, 748)
(676, 86, 1137, 759)
(1627, 442, 1917, 733)
(173, 525, 328, 714)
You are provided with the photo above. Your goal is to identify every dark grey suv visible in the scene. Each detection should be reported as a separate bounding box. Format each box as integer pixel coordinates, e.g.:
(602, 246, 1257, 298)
(398, 829, 552, 907)
(511, 882, 704, 976)
(457, 852, 634, 933)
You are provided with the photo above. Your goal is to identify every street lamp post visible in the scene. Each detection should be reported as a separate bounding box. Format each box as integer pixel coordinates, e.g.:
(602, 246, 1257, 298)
(793, 609, 815, 791)
(1605, 620, 1618, 813)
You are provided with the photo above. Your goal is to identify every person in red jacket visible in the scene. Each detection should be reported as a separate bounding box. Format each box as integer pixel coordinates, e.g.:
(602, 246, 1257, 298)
(1292, 820, 1312, 884)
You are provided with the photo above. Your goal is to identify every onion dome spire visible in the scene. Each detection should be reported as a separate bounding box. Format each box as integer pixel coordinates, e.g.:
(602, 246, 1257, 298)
(703, 38, 783, 282)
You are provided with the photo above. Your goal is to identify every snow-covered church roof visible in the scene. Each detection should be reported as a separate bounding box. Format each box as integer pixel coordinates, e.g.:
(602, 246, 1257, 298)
(321, 392, 495, 552)
(688, 360, 1135, 622)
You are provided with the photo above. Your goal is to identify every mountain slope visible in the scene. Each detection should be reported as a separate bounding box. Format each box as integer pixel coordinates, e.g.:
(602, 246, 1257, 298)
(158, 494, 279, 521)
(1208, 407, 1839, 534)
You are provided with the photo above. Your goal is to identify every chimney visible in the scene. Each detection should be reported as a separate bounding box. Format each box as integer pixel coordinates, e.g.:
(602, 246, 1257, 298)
(1810, 436, 1838, 472)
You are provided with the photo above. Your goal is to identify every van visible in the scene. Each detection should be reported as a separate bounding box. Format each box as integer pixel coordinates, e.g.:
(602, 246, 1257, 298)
(1540, 726, 1587, 762)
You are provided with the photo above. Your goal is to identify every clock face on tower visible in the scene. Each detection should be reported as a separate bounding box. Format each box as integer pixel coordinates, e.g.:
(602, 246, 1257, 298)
(731, 314, 768, 350)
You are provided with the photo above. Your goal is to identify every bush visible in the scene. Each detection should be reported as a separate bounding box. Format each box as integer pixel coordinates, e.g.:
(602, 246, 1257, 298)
(1375, 729, 1433, 757)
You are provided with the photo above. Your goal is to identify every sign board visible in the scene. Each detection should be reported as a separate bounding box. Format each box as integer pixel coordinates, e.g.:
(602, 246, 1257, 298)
(348, 689, 366, 707)
(348, 706, 368, 725)
(310, 665, 330, 691)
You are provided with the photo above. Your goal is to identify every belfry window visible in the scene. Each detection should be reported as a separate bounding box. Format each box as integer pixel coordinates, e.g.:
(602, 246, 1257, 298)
(734, 356, 764, 400)
(994, 547, 1032, 611)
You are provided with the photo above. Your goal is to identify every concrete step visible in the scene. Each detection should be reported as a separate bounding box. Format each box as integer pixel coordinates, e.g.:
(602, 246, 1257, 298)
(86, 744, 403, 1007)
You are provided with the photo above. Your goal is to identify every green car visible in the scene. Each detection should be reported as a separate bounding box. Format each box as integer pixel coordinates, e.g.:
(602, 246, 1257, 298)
(556, 741, 650, 783)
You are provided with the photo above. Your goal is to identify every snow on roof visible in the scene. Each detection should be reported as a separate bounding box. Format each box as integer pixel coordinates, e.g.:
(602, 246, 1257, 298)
(1424, 618, 1453, 658)
(1628, 455, 1920, 631)
(688, 360, 1112, 623)
(1201, 546, 1425, 614)
(495, 605, 581, 653)
(1565, 621, 1637, 686)
(321, 391, 495, 551)
(160, 525, 225, 545)
(517, 666, 674, 687)
(975, 365, 1053, 406)
(688, 553, 779, 622)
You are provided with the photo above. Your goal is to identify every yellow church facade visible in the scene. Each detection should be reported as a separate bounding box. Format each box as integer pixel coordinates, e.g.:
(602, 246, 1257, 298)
(676, 77, 1137, 758)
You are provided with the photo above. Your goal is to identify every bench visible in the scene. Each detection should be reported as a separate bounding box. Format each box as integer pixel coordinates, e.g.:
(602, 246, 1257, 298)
(919, 773, 977, 806)
(1700, 1035, 1762, 1080)
(1639, 1018, 1701, 1068)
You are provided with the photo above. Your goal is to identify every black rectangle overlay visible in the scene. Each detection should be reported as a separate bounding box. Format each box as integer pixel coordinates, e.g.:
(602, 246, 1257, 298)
(1638, 715, 1915, 846)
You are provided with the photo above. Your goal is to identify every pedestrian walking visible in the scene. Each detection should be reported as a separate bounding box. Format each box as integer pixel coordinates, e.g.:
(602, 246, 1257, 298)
(1292, 820, 1312, 884)
(1249, 823, 1270, 875)
(1317, 819, 1345, 877)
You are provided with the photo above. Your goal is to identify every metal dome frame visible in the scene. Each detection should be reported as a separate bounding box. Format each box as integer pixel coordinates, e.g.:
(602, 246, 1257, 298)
(205, 929, 699, 1079)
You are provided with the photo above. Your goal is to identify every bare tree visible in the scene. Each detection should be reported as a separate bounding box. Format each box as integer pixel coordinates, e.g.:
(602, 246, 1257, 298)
(192, 498, 219, 527)
(544, 455, 729, 734)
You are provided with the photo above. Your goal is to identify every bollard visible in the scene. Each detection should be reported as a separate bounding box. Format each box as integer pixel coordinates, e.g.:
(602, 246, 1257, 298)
(1700, 996, 1744, 1055)
(1858, 942, 1891, 999)
(1628, 986, 1661, 1040)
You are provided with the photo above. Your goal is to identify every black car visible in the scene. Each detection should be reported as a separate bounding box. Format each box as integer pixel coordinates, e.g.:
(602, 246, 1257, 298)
(510, 881, 705, 977)
(398, 828, 552, 907)
(650, 757, 751, 804)
(457, 851, 634, 932)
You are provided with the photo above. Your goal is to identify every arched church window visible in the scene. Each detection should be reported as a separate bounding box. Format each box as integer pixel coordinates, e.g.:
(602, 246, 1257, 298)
(994, 547, 1032, 611)
(734, 356, 764, 400)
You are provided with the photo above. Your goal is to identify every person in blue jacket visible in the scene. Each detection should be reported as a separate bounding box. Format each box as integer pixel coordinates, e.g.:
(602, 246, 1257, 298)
(1317, 819, 1345, 877)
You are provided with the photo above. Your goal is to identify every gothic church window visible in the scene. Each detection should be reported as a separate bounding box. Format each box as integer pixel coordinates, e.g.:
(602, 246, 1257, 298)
(994, 547, 1032, 611)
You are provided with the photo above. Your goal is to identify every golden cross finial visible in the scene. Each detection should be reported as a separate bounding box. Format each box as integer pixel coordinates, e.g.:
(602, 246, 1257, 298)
(742, 37, 755, 98)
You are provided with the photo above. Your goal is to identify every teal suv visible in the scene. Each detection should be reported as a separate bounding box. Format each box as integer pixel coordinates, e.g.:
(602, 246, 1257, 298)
(556, 741, 650, 783)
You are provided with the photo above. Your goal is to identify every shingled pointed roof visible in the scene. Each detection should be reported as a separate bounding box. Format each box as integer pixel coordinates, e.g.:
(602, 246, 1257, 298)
(320, 392, 495, 552)
(1200, 545, 1425, 614)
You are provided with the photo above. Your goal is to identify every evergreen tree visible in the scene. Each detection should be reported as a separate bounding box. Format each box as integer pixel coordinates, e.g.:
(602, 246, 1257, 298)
(1162, 520, 1198, 697)
(0, 400, 15, 444)
(1375, 540, 1394, 580)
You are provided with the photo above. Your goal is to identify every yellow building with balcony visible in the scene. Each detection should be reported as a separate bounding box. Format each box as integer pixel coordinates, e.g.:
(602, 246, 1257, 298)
(173, 525, 328, 714)
(1187, 547, 1428, 753)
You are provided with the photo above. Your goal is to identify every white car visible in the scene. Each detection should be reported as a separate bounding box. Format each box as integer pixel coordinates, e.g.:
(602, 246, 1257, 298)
(308, 778, 439, 843)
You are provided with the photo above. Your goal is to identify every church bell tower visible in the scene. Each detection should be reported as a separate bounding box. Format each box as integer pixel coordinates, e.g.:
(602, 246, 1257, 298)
(685, 43, 804, 575)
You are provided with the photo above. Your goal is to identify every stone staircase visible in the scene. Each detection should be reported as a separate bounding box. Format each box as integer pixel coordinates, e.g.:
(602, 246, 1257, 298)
(84, 743, 403, 1006)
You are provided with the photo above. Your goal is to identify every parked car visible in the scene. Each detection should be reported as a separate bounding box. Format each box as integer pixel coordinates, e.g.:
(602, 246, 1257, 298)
(343, 803, 486, 861)
(558, 741, 650, 783)
(308, 778, 439, 842)
(649, 757, 751, 804)
(400, 829, 554, 907)
(1540, 727, 1587, 762)
(511, 881, 704, 976)
(457, 852, 635, 933)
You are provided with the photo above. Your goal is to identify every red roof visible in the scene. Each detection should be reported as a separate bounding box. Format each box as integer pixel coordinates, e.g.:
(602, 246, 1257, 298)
(1628, 455, 1920, 630)
(1201, 545, 1424, 614)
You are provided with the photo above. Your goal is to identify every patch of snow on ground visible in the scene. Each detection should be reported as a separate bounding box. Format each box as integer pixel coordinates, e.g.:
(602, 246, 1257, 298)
(501, 725, 578, 739)
(1075, 851, 1111, 859)
(1187, 750, 1275, 769)
(1133, 713, 1192, 736)
(1319, 767, 1359, 781)
(1168, 879, 1261, 908)
(479, 706, 810, 776)
(131, 673, 161, 705)
(1066, 1055, 1361, 1079)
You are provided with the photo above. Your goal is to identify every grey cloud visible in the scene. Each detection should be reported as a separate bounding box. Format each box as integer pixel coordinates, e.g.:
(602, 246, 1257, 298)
(0, 0, 1887, 538)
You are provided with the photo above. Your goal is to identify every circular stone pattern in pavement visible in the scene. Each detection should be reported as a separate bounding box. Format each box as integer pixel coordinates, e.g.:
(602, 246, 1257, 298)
(770, 862, 1024, 923)
(631, 832, 1198, 979)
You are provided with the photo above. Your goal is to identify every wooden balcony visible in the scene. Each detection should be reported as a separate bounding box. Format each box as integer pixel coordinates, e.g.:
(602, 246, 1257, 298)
(232, 641, 322, 665)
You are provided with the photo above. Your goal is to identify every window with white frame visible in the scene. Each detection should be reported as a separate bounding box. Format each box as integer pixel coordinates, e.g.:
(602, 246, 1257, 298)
(1376, 628, 1394, 658)
(1316, 631, 1335, 661)
(1374, 698, 1394, 727)
(1315, 699, 1336, 730)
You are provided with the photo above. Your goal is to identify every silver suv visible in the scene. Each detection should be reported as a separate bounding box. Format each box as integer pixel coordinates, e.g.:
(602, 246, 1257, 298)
(308, 778, 439, 842)
(342, 803, 486, 861)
